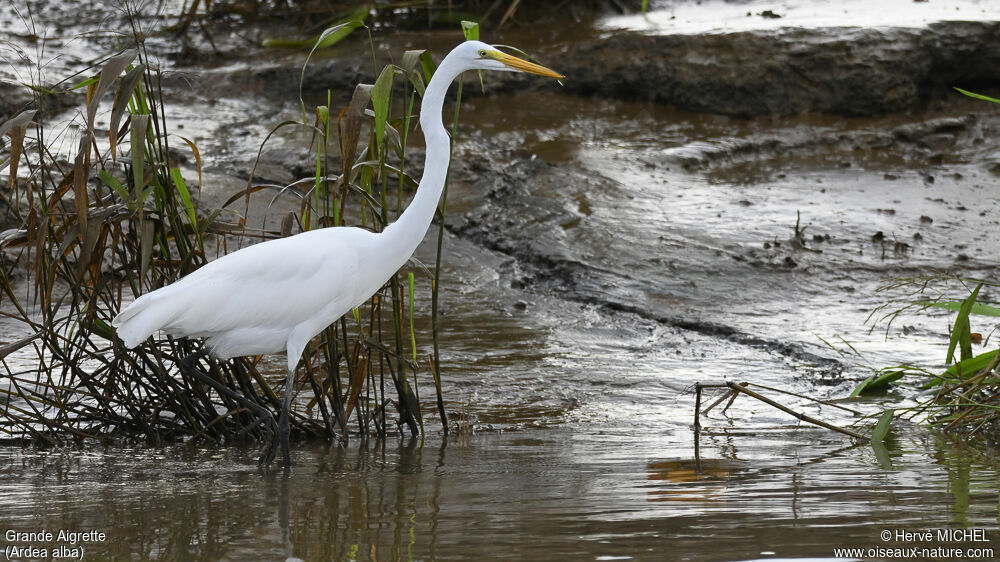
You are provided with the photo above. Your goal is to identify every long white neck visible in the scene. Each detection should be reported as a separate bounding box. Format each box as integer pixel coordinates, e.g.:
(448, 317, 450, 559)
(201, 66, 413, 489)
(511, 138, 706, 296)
(379, 51, 467, 263)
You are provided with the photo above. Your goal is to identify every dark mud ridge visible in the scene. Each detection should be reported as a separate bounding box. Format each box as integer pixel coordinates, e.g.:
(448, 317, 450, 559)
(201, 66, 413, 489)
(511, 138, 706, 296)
(449, 154, 847, 380)
(555, 21, 1000, 117)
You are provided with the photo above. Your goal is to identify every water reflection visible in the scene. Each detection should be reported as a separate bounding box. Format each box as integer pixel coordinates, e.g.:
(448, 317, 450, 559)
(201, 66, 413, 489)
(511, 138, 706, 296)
(646, 459, 733, 503)
(2, 428, 997, 560)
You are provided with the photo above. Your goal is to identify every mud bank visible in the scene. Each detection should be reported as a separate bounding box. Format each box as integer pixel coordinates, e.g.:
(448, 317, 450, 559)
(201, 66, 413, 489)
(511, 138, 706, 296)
(560, 21, 1000, 116)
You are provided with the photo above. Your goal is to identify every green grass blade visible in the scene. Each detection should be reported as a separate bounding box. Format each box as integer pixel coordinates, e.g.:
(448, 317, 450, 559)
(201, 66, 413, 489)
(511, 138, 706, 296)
(461, 20, 479, 40)
(401, 49, 427, 96)
(849, 374, 876, 398)
(98, 169, 129, 202)
(109, 64, 146, 160)
(871, 409, 893, 443)
(419, 50, 437, 84)
(917, 300, 1000, 317)
(946, 283, 982, 364)
(170, 167, 197, 227)
(297, 21, 364, 122)
(265, 11, 364, 49)
(372, 65, 394, 150)
(954, 87, 1000, 104)
(939, 349, 1000, 384)
(850, 369, 903, 397)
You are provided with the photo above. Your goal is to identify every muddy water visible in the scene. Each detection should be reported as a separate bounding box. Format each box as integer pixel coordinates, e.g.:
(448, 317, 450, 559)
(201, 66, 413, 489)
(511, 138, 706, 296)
(2, 430, 999, 560)
(4, 0, 1000, 560)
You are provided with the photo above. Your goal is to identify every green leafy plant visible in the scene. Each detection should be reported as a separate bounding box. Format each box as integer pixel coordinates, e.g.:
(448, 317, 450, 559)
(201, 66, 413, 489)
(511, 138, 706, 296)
(857, 276, 1000, 438)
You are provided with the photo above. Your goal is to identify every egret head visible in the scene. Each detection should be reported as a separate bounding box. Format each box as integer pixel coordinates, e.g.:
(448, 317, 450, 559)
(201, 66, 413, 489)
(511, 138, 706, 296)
(453, 40, 563, 78)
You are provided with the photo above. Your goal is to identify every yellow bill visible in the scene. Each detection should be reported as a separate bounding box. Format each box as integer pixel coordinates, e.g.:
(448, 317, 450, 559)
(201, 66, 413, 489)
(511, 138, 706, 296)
(489, 50, 564, 79)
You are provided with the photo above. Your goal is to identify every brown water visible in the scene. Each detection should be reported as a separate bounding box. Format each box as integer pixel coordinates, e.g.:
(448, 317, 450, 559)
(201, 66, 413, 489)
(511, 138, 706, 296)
(2, 429, 998, 561)
(4, 1, 1000, 560)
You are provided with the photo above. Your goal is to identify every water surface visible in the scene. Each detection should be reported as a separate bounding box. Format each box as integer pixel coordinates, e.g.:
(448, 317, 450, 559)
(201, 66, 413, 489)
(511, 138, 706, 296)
(2, 428, 998, 561)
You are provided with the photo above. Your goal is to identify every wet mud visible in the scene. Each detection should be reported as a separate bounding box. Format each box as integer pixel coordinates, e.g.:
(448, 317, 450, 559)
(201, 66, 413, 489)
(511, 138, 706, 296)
(562, 21, 1000, 117)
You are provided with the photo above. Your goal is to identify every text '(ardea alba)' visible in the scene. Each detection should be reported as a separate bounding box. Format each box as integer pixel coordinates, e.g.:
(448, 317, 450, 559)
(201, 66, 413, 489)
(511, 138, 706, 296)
(112, 40, 563, 469)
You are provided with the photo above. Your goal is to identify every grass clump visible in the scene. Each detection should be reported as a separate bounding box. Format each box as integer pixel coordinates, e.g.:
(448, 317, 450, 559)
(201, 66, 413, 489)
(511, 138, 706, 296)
(858, 274, 1000, 440)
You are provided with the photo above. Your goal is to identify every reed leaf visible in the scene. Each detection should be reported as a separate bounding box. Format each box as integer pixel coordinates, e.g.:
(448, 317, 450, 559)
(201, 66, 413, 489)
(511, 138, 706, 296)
(87, 49, 138, 133)
(871, 409, 893, 443)
(72, 134, 91, 245)
(954, 87, 1000, 104)
(401, 49, 428, 96)
(170, 168, 197, 227)
(372, 65, 394, 150)
(297, 21, 364, 122)
(2, 110, 36, 193)
(946, 283, 981, 364)
(917, 299, 1000, 317)
(109, 64, 146, 161)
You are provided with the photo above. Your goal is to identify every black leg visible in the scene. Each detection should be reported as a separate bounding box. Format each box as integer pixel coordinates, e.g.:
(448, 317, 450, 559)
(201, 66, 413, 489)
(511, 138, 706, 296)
(261, 368, 295, 470)
(278, 369, 295, 472)
(179, 349, 277, 463)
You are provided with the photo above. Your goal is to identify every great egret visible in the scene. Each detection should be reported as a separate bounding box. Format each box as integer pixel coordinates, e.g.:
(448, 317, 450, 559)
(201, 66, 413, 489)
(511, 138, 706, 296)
(112, 40, 562, 469)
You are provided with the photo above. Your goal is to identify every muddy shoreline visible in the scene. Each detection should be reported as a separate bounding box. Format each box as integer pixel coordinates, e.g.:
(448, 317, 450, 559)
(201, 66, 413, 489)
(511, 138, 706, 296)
(563, 21, 1000, 117)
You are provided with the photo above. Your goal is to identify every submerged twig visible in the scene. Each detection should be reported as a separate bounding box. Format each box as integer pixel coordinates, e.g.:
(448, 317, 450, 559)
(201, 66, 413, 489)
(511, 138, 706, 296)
(694, 381, 869, 442)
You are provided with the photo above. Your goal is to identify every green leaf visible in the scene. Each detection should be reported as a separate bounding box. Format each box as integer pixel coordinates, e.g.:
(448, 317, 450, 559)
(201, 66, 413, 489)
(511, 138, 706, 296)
(90, 317, 114, 340)
(170, 167, 197, 227)
(70, 75, 98, 90)
(98, 169, 129, 202)
(917, 300, 1000, 317)
(461, 20, 479, 41)
(418, 50, 437, 84)
(946, 283, 982, 364)
(870, 438, 893, 470)
(109, 64, 146, 161)
(297, 21, 364, 122)
(382, 164, 419, 190)
(850, 369, 903, 397)
(401, 49, 428, 96)
(371, 65, 394, 150)
(871, 409, 893, 443)
(934, 349, 1000, 386)
(129, 113, 149, 199)
(954, 87, 1000, 104)
(264, 12, 364, 49)
(23, 83, 60, 95)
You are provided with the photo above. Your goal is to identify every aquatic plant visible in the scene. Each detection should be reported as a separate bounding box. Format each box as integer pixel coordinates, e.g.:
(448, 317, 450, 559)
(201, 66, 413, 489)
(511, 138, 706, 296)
(0, 8, 489, 450)
(859, 274, 1000, 439)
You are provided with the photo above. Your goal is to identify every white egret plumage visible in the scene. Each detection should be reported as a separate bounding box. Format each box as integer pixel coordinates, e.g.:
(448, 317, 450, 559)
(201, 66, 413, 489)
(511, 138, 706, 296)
(112, 40, 562, 468)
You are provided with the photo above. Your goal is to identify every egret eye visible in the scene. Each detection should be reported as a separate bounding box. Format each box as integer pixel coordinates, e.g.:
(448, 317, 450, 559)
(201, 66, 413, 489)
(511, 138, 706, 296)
(478, 49, 487, 57)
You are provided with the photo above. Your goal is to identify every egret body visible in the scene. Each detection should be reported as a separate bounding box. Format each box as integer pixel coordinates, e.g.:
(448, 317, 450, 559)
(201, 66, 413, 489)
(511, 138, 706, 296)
(112, 40, 562, 468)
